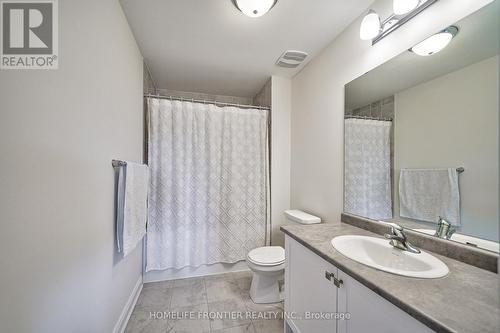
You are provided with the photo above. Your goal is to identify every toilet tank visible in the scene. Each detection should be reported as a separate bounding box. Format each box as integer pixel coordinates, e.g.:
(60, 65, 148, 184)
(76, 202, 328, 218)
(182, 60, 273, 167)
(284, 210, 321, 224)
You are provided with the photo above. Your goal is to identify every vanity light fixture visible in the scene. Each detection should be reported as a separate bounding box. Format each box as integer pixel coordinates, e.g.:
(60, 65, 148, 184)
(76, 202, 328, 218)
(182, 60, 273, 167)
(360, 0, 438, 44)
(359, 10, 381, 40)
(410, 26, 458, 56)
(393, 0, 420, 15)
(232, 0, 278, 18)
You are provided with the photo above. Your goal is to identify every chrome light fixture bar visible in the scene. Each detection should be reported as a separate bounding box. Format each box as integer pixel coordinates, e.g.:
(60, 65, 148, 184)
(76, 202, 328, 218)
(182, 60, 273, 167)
(360, 0, 438, 45)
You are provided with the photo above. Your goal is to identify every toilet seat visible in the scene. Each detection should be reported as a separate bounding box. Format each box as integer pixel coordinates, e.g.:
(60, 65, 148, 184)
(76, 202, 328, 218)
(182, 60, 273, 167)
(247, 246, 285, 266)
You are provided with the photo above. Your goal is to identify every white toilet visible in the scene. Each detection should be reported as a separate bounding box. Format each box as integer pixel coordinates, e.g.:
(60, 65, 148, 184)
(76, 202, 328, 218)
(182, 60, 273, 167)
(247, 210, 321, 303)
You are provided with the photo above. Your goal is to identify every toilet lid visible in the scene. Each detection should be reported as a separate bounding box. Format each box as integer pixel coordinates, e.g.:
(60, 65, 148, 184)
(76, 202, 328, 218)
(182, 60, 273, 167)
(247, 246, 285, 266)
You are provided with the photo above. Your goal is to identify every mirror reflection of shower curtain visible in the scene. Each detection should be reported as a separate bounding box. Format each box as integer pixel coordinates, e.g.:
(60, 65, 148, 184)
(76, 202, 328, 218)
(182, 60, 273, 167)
(344, 118, 392, 220)
(146, 98, 269, 271)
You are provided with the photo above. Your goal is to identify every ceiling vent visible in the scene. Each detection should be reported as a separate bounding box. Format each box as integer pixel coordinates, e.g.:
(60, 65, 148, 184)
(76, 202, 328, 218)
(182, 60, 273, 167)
(276, 50, 308, 68)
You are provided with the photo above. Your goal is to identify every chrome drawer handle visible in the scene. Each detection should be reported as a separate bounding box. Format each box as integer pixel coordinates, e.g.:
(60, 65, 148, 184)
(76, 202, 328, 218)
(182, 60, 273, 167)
(325, 271, 343, 288)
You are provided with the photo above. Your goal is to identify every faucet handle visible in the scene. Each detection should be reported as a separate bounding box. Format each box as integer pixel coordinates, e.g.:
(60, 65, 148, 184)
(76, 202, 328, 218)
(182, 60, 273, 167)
(378, 221, 404, 232)
(446, 226, 456, 239)
(438, 216, 451, 226)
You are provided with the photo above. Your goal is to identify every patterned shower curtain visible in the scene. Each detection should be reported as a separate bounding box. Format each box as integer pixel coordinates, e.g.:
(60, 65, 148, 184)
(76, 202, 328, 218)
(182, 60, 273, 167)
(344, 118, 392, 220)
(146, 98, 269, 271)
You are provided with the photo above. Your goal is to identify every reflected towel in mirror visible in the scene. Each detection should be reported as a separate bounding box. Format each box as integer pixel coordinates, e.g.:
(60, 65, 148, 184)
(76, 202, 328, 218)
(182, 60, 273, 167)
(399, 168, 460, 226)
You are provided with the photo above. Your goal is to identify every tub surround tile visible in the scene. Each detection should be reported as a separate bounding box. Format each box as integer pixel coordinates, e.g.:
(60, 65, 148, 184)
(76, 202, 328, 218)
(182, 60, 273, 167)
(281, 222, 499, 333)
(370, 101, 381, 117)
(357, 105, 371, 116)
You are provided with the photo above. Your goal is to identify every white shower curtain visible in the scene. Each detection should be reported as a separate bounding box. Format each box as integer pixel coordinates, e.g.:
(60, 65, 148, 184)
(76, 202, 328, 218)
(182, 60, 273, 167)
(146, 98, 269, 271)
(344, 118, 392, 220)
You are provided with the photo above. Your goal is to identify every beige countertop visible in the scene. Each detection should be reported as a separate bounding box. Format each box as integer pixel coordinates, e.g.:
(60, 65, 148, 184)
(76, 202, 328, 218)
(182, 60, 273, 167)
(281, 222, 499, 333)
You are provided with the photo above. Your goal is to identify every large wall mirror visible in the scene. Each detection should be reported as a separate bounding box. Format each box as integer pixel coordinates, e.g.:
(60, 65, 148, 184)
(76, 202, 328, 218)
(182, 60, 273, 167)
(343, 2, 499, 253)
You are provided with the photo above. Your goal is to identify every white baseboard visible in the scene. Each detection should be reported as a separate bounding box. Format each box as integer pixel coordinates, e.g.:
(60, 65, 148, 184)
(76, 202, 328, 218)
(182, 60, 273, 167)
(112, 276, 143, 333)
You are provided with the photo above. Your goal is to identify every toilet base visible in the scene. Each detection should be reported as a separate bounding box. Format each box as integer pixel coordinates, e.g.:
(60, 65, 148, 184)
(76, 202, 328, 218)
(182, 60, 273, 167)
(249, 270, 284, 304)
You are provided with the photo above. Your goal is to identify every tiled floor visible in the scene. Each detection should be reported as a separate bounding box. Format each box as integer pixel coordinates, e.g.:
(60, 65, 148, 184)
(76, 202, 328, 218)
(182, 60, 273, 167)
(125, 271, 284, 333)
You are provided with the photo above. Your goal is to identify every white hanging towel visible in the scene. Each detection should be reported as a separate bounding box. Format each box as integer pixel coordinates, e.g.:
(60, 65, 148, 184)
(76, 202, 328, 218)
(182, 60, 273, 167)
(399, 168, 460, 226)
(116, 162, 149, 257)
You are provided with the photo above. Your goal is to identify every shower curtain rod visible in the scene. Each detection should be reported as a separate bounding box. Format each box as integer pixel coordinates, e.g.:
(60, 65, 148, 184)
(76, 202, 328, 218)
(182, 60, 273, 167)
(144, 94, 270, 110)
(345, 115, 393, 121)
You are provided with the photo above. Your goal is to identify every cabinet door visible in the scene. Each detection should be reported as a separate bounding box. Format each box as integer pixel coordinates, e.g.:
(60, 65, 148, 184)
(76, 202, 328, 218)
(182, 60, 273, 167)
(337, 270, 435, 333)
(285, 235, 338, 333)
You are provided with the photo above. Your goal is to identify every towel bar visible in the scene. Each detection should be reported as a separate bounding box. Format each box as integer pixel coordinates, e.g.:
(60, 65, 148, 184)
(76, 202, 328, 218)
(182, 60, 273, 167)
(457, 167, 464, 174)
(112, 159, 127, 167)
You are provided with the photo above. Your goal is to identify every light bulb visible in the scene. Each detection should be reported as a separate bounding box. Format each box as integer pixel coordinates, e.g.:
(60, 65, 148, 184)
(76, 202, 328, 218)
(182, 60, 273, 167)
(410, 27, 458, 56)
(234, 0, 277, 18)
(359, 10, 381, 41)
(393, 0, 420, 15)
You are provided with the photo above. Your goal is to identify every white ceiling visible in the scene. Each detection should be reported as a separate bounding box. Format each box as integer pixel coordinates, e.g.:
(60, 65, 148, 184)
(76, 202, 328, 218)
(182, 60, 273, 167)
(120, 0, 372, 98)
(346, 1, 500, 110)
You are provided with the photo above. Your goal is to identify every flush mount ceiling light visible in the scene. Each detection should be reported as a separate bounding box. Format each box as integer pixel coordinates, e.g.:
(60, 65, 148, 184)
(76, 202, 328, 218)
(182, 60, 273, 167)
(410, 26, 458, 56)
(232, 0, 278, 18)
(360, 0, 438, 44)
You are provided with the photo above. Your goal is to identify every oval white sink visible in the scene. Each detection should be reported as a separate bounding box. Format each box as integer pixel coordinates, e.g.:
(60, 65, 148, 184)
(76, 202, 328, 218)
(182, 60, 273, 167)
(331, 235, 449, 278)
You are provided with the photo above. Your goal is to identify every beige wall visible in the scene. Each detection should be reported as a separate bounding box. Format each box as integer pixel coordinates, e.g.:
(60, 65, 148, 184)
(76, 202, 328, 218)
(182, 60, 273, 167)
(0, 1, 144, 332)
(290, 0, 492, 224)
(270, 76, 292, 246)
(394, 56, 499, 240)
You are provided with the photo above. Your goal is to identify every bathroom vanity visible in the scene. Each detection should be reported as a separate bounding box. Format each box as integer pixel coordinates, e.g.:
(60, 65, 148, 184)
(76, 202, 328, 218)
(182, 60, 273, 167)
(283, 4, 500, 333)
(281, 223, 499, 333)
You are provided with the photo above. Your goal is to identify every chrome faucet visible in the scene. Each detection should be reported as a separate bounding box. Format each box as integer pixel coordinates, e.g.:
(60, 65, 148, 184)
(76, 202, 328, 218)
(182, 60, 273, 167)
(383, 222, 421, 254)
(435, 216, 456, 240)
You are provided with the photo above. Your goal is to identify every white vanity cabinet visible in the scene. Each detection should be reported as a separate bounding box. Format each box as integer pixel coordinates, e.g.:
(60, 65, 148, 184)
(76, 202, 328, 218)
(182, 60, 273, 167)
(284, 235, 435, 333)
(336, 270, 435, 333)
(285, 235, 339, 333)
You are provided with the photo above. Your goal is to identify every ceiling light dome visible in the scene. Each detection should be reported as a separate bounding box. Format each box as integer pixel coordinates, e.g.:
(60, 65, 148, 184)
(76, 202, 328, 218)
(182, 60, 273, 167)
(393, 0, 420, 15)
(359, 10, 381, 40)
(410, 26, 459, 56)
(232, 0, 278, 18)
